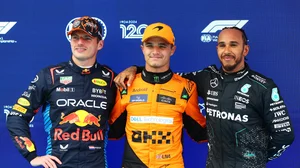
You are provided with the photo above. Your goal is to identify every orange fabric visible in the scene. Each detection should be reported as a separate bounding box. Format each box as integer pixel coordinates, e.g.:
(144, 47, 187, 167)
(110, 73, 206, 167)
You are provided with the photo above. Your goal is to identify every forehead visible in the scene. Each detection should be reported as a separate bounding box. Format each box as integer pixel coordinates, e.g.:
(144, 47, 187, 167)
(218, 29, 243, 42)
(71, 30, 91, 37)
(144, 37, 169, 44)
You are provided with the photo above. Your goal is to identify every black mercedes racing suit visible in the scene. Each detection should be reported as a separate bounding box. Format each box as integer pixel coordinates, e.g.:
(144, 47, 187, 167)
(181, 63, 295, 168)
(6, 59, 117, 168)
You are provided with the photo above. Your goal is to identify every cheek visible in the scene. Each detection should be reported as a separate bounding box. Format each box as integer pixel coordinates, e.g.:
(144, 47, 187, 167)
(217, 50, 222, 57)
(143, 50, 151, 56)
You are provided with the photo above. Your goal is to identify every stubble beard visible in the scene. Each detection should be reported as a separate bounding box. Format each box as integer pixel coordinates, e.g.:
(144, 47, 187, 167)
(221, 55, 243, 72)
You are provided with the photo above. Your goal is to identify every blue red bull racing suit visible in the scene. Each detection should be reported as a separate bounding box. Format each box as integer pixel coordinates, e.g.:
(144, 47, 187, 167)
(181, 63, 295, 168)
(6, 59, 117, 168)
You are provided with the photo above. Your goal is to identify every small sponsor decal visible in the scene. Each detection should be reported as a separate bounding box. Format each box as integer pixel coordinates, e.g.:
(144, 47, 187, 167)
(60, 76, 72, 85)
(12, 104, 27, 114)
(92, 78, 107, 86)
(17, 98, 30, 106)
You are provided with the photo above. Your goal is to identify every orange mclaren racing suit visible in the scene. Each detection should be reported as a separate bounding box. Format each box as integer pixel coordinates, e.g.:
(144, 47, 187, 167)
(109, 69, 207, 168)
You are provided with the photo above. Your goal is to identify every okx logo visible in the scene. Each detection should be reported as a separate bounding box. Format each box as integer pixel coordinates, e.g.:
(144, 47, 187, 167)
(200, 20, 249, 43)
(0, 21, 17, 44)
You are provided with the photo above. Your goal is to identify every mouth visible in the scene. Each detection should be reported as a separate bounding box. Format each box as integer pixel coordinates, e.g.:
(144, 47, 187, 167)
(76, 47, 86, 52)
(222, 55, 234, 61)
(149, 55, 163, 59)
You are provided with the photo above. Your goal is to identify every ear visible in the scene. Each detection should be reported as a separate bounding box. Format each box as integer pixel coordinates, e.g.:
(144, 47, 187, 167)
(170, 45, 176, 56)
(97, 40, 104, 50)
(243, 44, 249, 56)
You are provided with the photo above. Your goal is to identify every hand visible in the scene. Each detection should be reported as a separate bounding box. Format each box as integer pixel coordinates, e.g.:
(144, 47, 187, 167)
(114, 66, 137, 89)
(30, 155, 62, 168)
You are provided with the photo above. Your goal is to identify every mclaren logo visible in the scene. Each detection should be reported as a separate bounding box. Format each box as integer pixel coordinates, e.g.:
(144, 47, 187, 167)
(153, 26, 163, 31)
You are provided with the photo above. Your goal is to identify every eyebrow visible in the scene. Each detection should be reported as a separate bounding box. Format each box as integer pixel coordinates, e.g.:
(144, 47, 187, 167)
(145, 42, 168, 45)
(72, 33, 91, 38)
(218, 41, 239, 45)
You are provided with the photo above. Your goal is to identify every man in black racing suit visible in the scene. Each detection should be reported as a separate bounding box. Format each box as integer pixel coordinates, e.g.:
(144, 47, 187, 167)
(6, 16, 117, 168)
(182, 63, 294, 168)
(180, 27, 295, 168)
(114, 27, 295, 168)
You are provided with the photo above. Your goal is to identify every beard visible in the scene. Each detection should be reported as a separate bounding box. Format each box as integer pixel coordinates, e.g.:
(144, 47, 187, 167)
(220, 54, 244, 73)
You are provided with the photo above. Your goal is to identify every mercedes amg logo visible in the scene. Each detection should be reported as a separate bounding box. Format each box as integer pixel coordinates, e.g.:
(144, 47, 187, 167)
(210, 78, 218, 88)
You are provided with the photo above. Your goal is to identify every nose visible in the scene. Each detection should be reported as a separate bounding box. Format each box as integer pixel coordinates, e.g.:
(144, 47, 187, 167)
(152, 46, 160, 54)
(77, 37, 85, 44)
(223, 45, 231, 54)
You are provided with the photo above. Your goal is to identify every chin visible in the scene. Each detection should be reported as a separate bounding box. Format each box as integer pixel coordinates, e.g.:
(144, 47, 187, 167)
(223, 65, 237, 72)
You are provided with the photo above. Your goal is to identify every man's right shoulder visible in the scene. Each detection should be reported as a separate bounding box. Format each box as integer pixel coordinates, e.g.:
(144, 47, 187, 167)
(41, 62, 68, 72)
(203, 64, 220, 74)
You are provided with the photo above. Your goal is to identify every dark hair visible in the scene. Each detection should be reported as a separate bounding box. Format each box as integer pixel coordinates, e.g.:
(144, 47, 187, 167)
(222, 27, 248, 45)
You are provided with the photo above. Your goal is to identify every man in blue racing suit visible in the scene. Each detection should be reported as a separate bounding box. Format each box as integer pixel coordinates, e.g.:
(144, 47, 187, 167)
(6, 16, 117, 168)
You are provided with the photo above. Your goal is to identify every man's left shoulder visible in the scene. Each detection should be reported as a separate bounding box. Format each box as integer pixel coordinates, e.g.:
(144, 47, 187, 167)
(173, 73, 195, 84)
(173, 73, 196, 92)
(248, 69, 276, 88)
(98, 64, 117, 78)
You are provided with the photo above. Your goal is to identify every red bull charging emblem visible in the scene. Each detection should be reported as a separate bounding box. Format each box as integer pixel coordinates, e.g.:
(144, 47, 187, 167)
(59, 110, 101, 127)
(55, 110, 104, 141)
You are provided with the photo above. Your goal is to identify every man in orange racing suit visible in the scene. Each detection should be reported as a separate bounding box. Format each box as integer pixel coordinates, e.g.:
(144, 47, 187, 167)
(109, 22, 207, 168)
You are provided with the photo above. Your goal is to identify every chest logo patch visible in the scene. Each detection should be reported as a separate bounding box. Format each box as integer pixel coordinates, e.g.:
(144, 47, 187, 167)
(60, 76, 72, 85)
(92, 78, 107, 86)
(130, 94, 148, 102)
(157, 94, 176, 105)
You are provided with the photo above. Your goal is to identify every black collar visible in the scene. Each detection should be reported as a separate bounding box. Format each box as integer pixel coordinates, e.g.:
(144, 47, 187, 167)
(141, 68, 173, 84)
(220, 63, 249, 82)
(68, 58, 99, 75)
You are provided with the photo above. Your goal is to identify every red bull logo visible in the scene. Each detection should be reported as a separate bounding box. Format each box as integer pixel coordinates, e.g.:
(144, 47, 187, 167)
(59, 110, 101, 127)
(56, 110, 104, 141)
(54, 128, 104, 141)
(15, 136, 35, 152)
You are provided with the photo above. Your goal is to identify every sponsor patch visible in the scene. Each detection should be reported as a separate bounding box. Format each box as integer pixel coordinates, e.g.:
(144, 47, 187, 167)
(59, 144, 69, 151)
(60, 76, 72, 85)
(274, 122, 290, 129)
(157, 94, 175, 105)
(133, 88, 148, 92)
(19, 137, 35, 152)
(89, 146, 102, 150)
(271, 88, 280, 101)
(130, 116, 174, 124)
(240, 84, 251, 93)
(92, 78, 107, 86)
(156, 154, 171, 160)
(17, 98, 30, 106)
(12, 104, 27, 114)
(31, 75, 39, 83)
(56, 87, 75, 92)
(130, 94, 148, 102)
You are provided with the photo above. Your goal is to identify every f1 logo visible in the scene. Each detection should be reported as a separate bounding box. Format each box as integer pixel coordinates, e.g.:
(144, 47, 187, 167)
(202, 20, 248, 33)
(0, 22, 17, 34)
